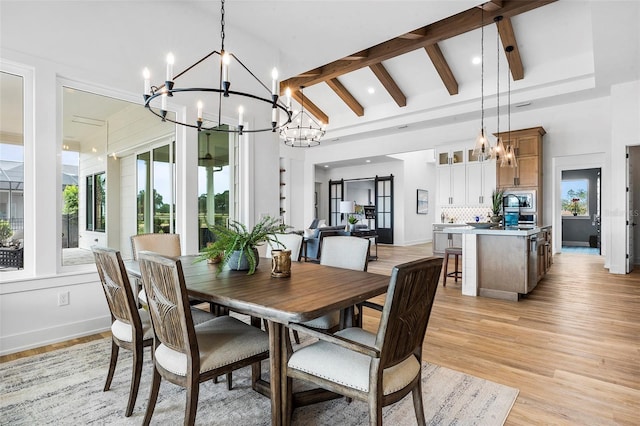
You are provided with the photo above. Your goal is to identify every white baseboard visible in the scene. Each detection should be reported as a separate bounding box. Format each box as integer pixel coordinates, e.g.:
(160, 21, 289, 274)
(0, 315, 111, 356)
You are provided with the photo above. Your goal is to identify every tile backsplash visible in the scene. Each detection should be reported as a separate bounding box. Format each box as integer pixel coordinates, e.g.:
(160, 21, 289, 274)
(438, 206, 495, 224)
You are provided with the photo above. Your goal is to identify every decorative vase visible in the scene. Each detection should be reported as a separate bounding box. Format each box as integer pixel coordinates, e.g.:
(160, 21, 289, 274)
(270, 249, 291, 278)
(490, 214, 502, 224)
(227, 248, 259, 271)
(573, 212, 578, 216)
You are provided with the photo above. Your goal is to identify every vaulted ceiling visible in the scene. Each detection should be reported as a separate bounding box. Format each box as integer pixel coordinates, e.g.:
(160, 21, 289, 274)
(281, 0, 556, 126)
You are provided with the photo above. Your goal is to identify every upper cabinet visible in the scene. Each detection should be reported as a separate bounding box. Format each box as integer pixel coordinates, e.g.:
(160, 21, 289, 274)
(466, 154, 496, 207)
(495, 126, 546, 190)
(436, 143, 496, 208)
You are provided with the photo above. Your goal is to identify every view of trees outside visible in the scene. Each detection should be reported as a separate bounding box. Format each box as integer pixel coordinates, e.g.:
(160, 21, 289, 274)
(561, 179, 588, 216)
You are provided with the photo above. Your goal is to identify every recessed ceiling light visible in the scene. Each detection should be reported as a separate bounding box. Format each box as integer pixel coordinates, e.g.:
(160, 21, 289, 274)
(365, 159, 371, 163)
(515, 102, 532, 108)
(472, 56, 481, 65)
(324, 165, 329, 168)
(367, 87, 375, 94)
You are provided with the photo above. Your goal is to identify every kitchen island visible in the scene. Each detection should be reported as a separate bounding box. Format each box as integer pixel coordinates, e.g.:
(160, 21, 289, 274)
(443, 225, 552, 301)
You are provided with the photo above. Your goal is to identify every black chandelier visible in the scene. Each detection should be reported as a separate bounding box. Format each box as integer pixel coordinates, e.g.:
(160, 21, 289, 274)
(279, 86, 326, 147)
(142, 0, 292, 135)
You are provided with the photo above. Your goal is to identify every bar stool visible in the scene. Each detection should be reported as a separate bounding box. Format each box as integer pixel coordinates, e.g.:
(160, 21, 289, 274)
(443, 246, 462, 286)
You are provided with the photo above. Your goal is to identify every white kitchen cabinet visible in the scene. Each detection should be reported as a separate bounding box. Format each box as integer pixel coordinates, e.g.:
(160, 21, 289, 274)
(466, 156, 496, 207)
(437, 165, 466, 206)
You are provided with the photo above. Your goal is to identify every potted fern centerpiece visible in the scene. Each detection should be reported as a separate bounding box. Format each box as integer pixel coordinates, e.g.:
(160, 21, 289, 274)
(490, 190, 504, 224)
(197, 216, 288, 274)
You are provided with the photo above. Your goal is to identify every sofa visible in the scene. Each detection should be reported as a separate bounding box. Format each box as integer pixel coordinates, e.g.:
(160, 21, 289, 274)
(303, 224, 371, 261)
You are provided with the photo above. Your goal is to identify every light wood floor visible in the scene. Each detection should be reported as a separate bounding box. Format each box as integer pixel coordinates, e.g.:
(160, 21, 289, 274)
(3, 244, 639, 425)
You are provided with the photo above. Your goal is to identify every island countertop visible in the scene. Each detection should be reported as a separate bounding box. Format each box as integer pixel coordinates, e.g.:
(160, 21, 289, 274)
(443, 225, 551, 236)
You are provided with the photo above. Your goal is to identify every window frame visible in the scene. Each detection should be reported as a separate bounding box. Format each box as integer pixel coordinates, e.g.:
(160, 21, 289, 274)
(561, 178, 589, 218)
(85, 172, 106, 232)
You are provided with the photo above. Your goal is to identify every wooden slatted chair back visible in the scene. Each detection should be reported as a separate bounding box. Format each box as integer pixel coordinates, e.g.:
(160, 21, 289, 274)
(376, 257, 443, 369)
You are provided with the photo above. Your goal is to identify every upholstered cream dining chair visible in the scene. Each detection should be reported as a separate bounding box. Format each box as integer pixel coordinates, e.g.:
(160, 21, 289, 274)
(92, 246, 153, 417)
(301, 236, 370, 333)
(265, 233, 304, 262)
(284, 257, 443, 426)
(138, 252, 270, 426)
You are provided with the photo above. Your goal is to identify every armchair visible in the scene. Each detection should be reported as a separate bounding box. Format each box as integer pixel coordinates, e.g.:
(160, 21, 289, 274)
(284, 257, 443, 425)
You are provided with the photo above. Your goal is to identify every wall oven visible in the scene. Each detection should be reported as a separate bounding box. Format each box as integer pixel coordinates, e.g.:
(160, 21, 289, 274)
(503, 190, 536, 213)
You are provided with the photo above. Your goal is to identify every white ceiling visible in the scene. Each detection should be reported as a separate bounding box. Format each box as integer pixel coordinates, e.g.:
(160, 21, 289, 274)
(1, 1, 639, 158)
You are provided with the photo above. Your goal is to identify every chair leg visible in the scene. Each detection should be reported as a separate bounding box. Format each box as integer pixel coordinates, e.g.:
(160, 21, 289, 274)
(104, 340, 119, 392)
(454, 254, 459, 282)
(184, 379, 200, 426)
(412, 380, 426, 426)
(226, 372, 233, 391)
(142, 367, 161, 426)
(368, 399, 383, 426)
(125, 344, 144, 417)
(251, 361, 262, 391)
(442, 254, 449, 287)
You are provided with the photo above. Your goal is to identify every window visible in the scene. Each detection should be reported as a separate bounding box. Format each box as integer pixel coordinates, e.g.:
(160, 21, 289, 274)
(197, 129, 232, 249)
(86, 172, 106, 231)
(0, 71, 25, 270)
(561, 179, 588, 217)
(137, 141, 175, 234)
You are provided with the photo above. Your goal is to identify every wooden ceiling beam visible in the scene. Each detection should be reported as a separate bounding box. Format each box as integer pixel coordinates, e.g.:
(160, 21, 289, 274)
(481, 0, 504, 11)
(496, 17, 524, 80)
(424, 43, 459, 95)
(369, 63, 407, 107)
(281, 0, 556, 90)
(290, 89, 329, 125)
(326, 78, 364, 117)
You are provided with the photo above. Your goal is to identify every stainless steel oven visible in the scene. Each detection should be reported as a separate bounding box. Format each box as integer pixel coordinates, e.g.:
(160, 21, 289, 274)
(503, 190, 536, 213)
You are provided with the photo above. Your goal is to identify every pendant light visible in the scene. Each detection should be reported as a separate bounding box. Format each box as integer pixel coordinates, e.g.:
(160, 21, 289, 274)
(492, 15, 506, 163)
(501, 45, 517, 168)
(472, 6, 491, 160)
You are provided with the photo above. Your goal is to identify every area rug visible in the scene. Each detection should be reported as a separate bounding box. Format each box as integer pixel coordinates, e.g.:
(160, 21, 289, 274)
(0, 339, 518, 425)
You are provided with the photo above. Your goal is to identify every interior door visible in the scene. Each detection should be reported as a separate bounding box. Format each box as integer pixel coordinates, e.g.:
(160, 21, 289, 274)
(375, 175, 393, 244)
(627, 147, 634, 273)
(328, 179, 344, 226)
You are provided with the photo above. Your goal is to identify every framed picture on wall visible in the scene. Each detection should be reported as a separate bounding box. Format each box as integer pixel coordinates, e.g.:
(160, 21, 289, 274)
(417, 189, 428, 214)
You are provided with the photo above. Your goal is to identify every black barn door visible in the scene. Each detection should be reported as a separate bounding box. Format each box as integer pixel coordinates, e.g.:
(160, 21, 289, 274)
(375, 175, 393, 244)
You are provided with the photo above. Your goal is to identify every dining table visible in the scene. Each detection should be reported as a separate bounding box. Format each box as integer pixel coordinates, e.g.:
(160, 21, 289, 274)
(125, 255, 390, 426)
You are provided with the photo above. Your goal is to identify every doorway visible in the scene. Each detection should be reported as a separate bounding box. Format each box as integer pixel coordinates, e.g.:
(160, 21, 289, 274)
(560, 168, 601, 255)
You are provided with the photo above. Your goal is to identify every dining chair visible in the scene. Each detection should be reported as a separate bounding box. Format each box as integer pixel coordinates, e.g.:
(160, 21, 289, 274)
(301, 236, 370, 332)
(266, 233, 303, 262)
(284, 256, 443, 426)
(92, 246, 153, 417)
(137, 251, 270, 426)
(130, 233, 181, 306)
(130, 233, 213, 324)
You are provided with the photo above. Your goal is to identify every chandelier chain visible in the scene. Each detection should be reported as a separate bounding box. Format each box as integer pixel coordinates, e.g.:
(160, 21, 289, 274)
(220, 0, 226, 52)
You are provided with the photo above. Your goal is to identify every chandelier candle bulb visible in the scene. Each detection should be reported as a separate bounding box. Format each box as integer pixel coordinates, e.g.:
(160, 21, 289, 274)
(143, 68, 150, 96)
(166, 53, 174, 82)
(238, 106, 243, 125)
(285, 87, 292, 110)
(197, 101, 203, 121)
(161, 93, 167, 112)
(222, 51, 230, 82)
(271, 68, 278, 96)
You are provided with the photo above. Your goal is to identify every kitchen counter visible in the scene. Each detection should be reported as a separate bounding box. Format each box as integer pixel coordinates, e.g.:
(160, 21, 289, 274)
(443, 225, 544, 236)
(442, 225, 552, 301)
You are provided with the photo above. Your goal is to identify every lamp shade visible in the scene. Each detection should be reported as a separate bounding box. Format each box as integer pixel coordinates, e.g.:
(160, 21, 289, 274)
(339, 201, 354, 214)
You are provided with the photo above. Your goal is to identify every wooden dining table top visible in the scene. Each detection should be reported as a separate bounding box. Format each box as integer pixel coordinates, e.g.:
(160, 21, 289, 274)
(125, 255, 390, 325)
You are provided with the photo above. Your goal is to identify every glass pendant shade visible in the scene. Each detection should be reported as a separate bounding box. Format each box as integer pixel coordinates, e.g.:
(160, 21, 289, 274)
(492, 136, 506, 161)
(501, 144, 518, 168)
(473, 128, 491, 159)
